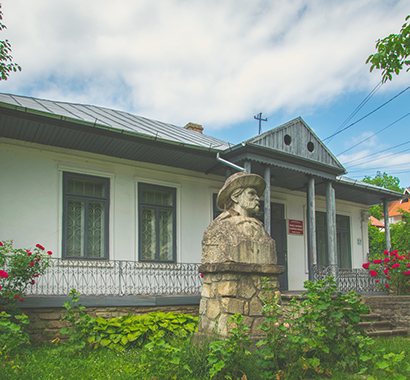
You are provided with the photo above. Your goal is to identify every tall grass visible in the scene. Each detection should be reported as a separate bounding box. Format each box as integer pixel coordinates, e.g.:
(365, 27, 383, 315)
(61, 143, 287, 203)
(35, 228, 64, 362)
(3, 336, 410, 380)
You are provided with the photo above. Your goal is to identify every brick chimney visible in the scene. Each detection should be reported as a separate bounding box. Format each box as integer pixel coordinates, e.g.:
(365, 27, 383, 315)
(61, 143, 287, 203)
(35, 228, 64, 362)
(184, 122, 203, 134)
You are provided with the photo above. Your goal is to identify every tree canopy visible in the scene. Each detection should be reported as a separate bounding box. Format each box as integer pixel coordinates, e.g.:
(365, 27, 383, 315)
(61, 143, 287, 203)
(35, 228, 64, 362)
(362, 171, 403, 192)
(367, 14, 410, 82)
(0, 4, 21, 81)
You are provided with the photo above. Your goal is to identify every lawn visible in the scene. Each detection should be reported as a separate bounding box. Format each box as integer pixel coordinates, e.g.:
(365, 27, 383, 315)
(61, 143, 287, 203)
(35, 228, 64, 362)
(3, 336, 410, 380)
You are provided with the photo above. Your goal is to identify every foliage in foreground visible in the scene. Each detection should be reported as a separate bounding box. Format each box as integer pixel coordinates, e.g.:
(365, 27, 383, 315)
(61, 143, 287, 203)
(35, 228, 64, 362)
(3, 277, 410, 379)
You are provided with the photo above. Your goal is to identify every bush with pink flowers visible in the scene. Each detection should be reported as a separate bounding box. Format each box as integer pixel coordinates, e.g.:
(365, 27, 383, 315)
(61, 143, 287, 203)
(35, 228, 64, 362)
(362, 250, 410, 294)
(0, 240, 51, 314)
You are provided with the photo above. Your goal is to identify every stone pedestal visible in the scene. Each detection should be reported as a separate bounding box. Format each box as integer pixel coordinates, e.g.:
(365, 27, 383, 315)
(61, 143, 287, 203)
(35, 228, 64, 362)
(198, 262, 285, 338)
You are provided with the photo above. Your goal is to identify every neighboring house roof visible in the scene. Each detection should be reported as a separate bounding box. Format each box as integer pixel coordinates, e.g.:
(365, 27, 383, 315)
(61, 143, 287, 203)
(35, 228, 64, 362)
(370, 216, 384, 228)
(388, 188, 410, 217)
(0, 92, 404, 206)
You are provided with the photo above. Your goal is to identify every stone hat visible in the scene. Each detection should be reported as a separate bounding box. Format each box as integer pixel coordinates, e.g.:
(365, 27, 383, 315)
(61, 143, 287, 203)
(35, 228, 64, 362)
(216, 172, 266, 209)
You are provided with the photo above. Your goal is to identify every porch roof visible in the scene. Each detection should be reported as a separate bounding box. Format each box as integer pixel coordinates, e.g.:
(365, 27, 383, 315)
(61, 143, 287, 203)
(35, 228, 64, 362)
(0, 92, 404, 206)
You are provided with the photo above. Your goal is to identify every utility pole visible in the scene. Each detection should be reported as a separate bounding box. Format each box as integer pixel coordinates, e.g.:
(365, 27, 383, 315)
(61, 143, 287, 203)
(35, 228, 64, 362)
(254, 112, 267, 134)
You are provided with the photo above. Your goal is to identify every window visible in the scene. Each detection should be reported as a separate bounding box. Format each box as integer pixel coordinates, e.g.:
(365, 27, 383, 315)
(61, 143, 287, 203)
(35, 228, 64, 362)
(139, 183, 176, 262)
(316, 212, 351, 268)
(62, 172, 110, 259)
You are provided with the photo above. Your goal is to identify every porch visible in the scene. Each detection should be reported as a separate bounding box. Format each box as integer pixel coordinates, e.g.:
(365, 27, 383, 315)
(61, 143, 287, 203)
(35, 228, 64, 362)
(19, 258, 382, 297)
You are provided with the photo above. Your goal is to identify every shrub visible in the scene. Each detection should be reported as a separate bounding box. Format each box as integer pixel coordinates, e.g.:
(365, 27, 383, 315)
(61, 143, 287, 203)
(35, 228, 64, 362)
(0, 240, 51, 314)
(257, 276, 372, 379)
(362, 250, 410, 294)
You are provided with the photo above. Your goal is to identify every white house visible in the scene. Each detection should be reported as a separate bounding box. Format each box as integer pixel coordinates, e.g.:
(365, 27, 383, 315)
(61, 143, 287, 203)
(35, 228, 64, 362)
(0, 93, 403, 295)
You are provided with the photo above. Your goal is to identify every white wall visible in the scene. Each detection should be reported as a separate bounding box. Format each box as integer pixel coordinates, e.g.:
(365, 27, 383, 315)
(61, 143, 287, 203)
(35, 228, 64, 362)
(0, 138, 223, 263)
(1, 137, 370, 291)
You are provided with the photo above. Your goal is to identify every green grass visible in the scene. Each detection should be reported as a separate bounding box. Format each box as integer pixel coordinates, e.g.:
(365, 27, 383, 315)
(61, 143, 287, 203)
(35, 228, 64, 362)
(3, 336, 410, 380)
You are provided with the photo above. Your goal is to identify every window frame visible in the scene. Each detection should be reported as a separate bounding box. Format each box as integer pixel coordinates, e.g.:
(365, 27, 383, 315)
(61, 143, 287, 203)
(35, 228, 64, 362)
(138, 182, 177, 263)
(62, 172, 110, 260)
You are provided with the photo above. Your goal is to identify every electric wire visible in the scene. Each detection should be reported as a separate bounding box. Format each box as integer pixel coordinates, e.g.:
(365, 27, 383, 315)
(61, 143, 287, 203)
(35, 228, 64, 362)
(326, 81, 383, 144)
(337, 111, 410, 156)
(323, 84, 410, 141)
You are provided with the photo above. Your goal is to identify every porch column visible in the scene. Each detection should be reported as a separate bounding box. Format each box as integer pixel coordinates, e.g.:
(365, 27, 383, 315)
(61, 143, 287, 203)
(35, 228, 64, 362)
(307, 176, 317, 281)
(326, 181, 337, 282)
(244, 161, 251, 174)
(383, 199, 391, 252)
(264, 166, 271, 234)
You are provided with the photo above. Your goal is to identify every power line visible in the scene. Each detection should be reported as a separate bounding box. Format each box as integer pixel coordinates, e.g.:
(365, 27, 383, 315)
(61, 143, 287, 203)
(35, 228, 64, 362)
(337, 111, 410, 156)
(344, 143, 410, 167)
(323, 84, 410, 142)
(326, 81, 383, 144)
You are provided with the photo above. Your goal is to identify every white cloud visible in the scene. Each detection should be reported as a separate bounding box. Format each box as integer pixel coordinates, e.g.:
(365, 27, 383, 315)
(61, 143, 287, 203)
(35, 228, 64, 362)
(1, 0, 409, 129)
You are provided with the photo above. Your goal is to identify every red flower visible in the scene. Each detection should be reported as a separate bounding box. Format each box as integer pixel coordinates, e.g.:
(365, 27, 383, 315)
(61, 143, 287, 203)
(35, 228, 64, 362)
(385, 284, 390, 289)
(383, 250, 389, 256)
(392, 250, 398, 255)
(47, 251, 52, 255)
(403, 271, 410, 277)
(384, 258, 391, 263)
(35, 244, 45, 250)
(14, 294, 20, 299)
(30, 280, 35, 285)
(27, 250, 32, 256)
(0, 270, 8, 279)
(200, 273, 204, 278)
(373, 259, 382, 264)
(376, 279, 380, 283)
(362, 263, 370, 269)
(33, 273, 39, 278)
(383, 268, 389, 275)
(0, 285, 2, 290)
(29, 262, 35, 267)
(392, 263, 400, 269)
(19, 297, 24, 302)
(369, 270, 378, 277)
(0, 241, 3, 246)
(407, 263, 410, 268)
(386, 275, 391, 280)
(35, 258, 40, 262)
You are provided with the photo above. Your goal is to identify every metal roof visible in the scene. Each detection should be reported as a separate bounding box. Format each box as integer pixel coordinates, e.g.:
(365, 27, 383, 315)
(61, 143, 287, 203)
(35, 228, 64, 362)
(0, 93, 231, 150)
(0, 92, 405, 206)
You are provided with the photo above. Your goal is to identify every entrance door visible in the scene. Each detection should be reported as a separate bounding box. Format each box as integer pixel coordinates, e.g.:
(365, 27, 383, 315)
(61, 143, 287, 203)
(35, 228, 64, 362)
(271, 204, 288, 290)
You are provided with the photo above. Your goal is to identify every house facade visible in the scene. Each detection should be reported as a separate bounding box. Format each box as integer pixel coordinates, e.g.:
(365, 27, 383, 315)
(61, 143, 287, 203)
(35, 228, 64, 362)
(0, 93, 404, 294)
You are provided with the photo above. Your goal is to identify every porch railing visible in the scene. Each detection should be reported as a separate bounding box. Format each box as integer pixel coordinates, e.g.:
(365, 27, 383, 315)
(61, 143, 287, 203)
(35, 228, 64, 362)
(20, 258, 203, 296)
(313, 265, 383, 293)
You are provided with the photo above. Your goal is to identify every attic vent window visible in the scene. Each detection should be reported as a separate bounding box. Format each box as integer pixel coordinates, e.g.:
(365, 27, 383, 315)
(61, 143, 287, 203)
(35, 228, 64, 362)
(307, 141, 315, 152)
(284, 134, 291, 146)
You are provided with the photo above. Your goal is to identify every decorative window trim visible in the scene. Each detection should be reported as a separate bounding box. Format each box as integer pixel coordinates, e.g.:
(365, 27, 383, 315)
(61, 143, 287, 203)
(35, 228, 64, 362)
(137, 182, 177, 263)
(62, 171, 110, 260)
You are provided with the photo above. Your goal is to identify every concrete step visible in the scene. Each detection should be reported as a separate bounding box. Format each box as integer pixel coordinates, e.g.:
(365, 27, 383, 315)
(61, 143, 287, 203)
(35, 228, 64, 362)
(367, 329, 408, 337)
(358, 320, 393, 331)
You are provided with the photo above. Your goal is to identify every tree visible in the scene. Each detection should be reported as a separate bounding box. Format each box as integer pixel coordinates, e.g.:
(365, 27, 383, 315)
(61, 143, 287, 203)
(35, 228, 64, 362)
(366, 14, 410, 83)
(0, 3, 21, 81)
(362, 171, 402, 192)
(362, 171, 402, 220)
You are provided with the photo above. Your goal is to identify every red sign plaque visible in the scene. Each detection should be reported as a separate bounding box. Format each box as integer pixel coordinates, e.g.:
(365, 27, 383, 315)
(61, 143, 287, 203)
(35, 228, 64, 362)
(288, 219, 303, 235)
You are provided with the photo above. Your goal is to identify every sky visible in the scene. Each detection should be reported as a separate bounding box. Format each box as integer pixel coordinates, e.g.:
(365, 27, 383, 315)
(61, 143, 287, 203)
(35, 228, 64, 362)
(1, 0, 410, 188)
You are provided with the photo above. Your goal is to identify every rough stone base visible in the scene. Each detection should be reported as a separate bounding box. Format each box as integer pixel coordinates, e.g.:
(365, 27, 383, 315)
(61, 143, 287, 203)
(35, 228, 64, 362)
(198, 262, 285, 337)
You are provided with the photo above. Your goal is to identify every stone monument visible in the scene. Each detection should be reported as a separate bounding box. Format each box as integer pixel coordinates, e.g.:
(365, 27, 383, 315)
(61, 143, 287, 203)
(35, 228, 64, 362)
(198, 172, 285, 337)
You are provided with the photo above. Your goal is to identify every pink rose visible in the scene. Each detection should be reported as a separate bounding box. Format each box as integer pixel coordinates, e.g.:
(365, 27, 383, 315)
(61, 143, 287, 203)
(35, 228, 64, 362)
(0, 270, 8, 279)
